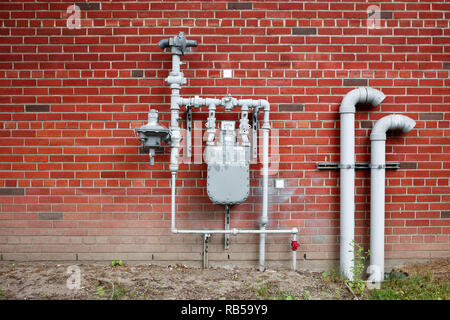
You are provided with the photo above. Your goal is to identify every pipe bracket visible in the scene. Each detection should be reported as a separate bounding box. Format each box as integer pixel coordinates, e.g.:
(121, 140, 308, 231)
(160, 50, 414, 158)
(317, 162, 400, 170)
(338, 164, 355, 169)
(369, 164, 386, 169)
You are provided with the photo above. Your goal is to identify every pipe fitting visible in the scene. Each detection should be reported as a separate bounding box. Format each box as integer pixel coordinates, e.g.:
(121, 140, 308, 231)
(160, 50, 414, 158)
(158, 32, 198, 56)
(166, 71, 186, 90)
(222, 94, 238, 111)
(339, 87, 386, 113)
(259, 216, 268, 226)
(370, 114, 416, 141)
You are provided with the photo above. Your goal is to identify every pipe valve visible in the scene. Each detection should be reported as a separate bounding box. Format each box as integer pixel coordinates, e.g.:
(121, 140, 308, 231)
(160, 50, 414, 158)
(157, 31, 197, 56)
(291, 240, 300, 251)
(222, 94, 238, 111)
(135, 110, 170, 165)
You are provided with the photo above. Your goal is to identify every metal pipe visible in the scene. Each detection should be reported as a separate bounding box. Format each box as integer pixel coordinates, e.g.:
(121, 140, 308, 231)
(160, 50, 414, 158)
(369, 114, 416, 282)
(174, 229, 298, 235)
(292, 233, 297, 271)
(258, 99, 270, 271)
(162, 34, 294, 270)
(171, 172, 177, 233)
(339, 87, 385, 280)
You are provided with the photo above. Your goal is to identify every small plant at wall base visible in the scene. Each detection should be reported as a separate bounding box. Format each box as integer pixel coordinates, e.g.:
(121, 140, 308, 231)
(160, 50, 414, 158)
(111, 260, 123, 267)
(346, 240, 370, 297)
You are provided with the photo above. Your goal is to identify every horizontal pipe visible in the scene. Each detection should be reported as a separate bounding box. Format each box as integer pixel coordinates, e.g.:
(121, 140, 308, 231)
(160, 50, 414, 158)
(173, 228, 298, 235)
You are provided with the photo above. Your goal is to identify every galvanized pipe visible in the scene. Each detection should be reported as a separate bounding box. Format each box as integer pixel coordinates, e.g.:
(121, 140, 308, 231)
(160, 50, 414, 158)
(163, 34, 296, 270)
(292, 233, 297, 271)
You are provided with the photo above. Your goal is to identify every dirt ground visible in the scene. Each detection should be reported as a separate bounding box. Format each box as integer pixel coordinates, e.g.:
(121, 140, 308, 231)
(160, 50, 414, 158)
(0, 258, 448, 300)
(0, 262, 352, 300)
(394, 257, 450, 283)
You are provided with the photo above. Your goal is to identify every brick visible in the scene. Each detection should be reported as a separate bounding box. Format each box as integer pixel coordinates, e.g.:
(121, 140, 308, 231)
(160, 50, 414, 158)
(278, 104, 304, 112)
(343, 79, 368, 86)
(442, 211, 450, 219)
(101, 171, 125, 179)
(360, 121, 372, 128)
(25, 104, 50, 112)
(75, 2, 100, 10)
(419, 113, 443, 120)
(380, 11, 393, 19)
(399, 162, 417, 169)
(292, 28, 317, 35)
(132, 70, 144, 77)
(227, 2, 252, 10)
(38, 212, 63, 220)
(0, 188, 24, 195)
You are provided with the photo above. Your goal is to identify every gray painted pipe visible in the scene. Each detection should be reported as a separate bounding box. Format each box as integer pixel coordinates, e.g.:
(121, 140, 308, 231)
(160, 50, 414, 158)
(163, 34, 296, 271)
(339, 87, 385, 280)
(369, 115, 416, 282)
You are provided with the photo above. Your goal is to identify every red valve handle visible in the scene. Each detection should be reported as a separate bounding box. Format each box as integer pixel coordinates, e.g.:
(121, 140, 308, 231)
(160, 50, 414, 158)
(291, 240, 300, 251)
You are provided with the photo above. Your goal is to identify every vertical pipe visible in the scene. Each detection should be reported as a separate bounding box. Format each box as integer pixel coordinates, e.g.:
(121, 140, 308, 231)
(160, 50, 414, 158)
(339, 87, 385, 281)
(259, 127, 269, 271)
(168, 53, 183, 174)
(172, 54, 180, 73)
(369, 114, 416, 282)
(340, 111, 355, 280)
(259, 100, 270, 271)
(171, 172, 177, 233)
(292, 233, 297, 271)
(370, 140, 385, 282)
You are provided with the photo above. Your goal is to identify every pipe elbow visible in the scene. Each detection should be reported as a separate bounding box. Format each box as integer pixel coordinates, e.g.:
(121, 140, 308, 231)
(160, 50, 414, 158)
(370, 114, 416, 141)
(259, 99, 270, 112)
(259, 100, 270, 129)
(366, 87, 386, 107)
(158, 39, 170, 50)
(340, 87, 385, 113)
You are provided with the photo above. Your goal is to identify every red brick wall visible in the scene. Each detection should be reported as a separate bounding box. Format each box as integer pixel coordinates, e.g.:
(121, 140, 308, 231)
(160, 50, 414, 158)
(0, 1, 449, 269)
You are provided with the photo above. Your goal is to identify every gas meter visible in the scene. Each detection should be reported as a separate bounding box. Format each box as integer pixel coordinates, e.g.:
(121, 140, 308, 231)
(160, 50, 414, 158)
(206, 121, 250, 205)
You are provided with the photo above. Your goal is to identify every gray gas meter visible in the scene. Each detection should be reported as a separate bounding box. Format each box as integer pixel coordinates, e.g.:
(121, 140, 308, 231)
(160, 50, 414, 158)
(206, 121, 250, 205)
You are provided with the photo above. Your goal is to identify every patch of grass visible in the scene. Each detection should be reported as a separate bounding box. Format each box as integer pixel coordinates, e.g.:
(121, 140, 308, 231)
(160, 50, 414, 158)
(96, 286, 107, 299)
(321, 269, 344, 284)
(273, 290, 300, 300)
(369, 272, 450, 300)
(334, 288, 342, 299)
(95, 281, 127, 300)
(253, 284, 268, 298)
(301, 290, 312, 300)
(110, 282, 127, 300)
